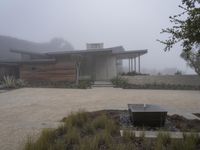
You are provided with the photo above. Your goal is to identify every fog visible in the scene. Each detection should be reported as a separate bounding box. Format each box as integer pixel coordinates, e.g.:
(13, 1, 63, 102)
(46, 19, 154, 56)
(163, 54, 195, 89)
(0, 0, 195, 74)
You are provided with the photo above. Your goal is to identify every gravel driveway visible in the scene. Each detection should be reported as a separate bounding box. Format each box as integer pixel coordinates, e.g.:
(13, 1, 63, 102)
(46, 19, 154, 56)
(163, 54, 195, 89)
(0, 88, 200, 150)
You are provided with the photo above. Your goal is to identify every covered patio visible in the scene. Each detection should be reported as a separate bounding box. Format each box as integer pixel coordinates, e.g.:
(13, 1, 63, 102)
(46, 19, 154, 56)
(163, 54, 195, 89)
(114, 50, 147, 73)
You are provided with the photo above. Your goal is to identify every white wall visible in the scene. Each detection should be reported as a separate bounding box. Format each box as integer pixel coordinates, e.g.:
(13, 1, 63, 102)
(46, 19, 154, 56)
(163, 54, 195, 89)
(95, 55, 117, 80)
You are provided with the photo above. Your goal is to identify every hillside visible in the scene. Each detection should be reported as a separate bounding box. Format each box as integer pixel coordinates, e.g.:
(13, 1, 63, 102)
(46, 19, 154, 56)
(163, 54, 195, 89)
(0, 35, 74, 61)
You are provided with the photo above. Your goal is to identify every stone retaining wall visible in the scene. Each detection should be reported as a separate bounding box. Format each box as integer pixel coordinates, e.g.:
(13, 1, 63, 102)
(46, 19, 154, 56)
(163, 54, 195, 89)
(125, 75, 200, 86)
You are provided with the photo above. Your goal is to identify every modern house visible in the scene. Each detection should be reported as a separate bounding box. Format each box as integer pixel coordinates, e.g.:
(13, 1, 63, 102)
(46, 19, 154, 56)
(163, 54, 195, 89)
(0, 43, 147, 82)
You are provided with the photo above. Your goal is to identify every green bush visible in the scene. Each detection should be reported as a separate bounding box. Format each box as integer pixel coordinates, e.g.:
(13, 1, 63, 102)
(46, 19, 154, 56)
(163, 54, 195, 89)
(111, 76, 128, 88)
(77, 80, 92, 89)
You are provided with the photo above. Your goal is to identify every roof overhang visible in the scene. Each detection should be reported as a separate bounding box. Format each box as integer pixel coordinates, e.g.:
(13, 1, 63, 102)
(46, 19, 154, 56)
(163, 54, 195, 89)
(0, 59, 56, 65)
(114, 49, 148, 59)
(10, 49, 47, 57)
(46, 49, 113, 56)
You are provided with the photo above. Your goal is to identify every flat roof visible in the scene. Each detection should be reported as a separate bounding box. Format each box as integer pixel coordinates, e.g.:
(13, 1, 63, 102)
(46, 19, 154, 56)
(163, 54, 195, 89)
(0, 59, 56, 64)
(10, 46, 148, 59)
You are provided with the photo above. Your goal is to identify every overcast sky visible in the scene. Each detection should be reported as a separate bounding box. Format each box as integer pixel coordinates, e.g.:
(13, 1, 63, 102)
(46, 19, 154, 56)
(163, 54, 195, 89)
(0, 0, 195, 74)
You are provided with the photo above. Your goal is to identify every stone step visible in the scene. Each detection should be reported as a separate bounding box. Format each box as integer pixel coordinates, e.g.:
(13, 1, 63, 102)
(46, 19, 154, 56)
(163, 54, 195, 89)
(92, 84, 114, 88)
(92, 81, 114, 88)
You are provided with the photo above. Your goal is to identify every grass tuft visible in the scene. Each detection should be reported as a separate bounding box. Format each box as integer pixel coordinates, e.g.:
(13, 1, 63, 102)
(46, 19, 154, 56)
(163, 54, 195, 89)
(155, 132, 171, 150)
(65, 110, 89, 128)
(122, 130, 136, 143)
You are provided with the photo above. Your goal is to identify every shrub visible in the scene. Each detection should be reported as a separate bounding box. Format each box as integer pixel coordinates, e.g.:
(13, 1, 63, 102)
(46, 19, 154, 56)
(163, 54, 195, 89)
(121, 71, 148, 76)
(2, 76, 17, 88)
(174, 70, 183, 75)
(111, 76, 128, 88)
(16, 79, 27, 87)
(1, 76, 27, 89)
(77, 80, 92, 89)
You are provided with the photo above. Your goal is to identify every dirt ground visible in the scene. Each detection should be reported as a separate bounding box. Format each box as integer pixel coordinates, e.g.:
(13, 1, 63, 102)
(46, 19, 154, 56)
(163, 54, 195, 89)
(0, 88, 200, 150)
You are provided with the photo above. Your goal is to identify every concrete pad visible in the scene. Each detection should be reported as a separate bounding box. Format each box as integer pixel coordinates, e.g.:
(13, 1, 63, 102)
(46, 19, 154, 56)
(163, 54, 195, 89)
(120, 130, 200, 139)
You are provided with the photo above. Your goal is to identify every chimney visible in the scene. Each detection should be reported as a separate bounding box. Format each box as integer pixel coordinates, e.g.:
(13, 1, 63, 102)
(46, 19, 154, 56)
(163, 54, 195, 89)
(86, 43, 104, 50)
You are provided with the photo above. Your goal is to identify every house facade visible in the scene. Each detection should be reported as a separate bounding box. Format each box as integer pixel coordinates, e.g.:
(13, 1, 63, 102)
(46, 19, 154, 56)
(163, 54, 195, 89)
(1, 43, 147, 82)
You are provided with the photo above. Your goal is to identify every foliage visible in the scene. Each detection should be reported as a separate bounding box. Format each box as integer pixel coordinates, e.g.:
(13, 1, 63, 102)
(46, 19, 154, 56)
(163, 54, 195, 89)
(122, 130, 136, 143)
(123, 83, 200, 90)
(26, 80, 92, 89)
(121, 71, 148, 76)
(174, 70, 183, 75)
(24, 111, 119, 150)
(1, 76, 27, 89)
(1, 76, 16, 88)
(158, 0, 200, 75)
(155, 132, 171, 150)
(16, 79, 27, 87)
(111, 76, 128, 87)
(77, 79, 92, 89)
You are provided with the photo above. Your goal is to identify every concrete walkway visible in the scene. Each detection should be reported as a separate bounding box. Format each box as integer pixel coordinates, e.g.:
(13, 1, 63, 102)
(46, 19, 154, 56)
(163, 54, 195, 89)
(0, 88, 200, 150)
(120, 130, 200, 139)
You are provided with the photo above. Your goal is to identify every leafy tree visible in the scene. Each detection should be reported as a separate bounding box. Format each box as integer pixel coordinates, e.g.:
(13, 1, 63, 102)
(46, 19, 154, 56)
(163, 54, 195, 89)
(158, 0, 200, 75)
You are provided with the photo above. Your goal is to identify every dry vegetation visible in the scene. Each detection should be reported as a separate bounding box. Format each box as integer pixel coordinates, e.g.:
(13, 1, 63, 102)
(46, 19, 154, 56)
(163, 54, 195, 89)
(23, 110, 200, 150)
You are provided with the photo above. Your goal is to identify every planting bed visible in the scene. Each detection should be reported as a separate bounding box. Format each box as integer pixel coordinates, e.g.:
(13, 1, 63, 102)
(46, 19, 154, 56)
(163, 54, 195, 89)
(24, 110, 200, 150)
(91, 110, 200, 132)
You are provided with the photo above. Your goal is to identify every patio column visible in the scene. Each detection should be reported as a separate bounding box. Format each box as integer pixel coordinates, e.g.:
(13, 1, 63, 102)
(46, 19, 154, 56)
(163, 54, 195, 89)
(131, 58, 133, 72)
(138, 55, 140, 73)
(128, 58, 131, 72)
(134, 57, 136, 72)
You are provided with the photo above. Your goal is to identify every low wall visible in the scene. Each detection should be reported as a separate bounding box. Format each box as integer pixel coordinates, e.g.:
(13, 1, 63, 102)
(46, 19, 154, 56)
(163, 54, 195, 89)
(125, 75, 200, 86)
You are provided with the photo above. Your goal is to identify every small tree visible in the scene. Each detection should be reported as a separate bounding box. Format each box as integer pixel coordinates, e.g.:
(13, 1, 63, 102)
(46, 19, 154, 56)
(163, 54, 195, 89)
(158, 0, 200, 75)
(71, 54, 83, 85)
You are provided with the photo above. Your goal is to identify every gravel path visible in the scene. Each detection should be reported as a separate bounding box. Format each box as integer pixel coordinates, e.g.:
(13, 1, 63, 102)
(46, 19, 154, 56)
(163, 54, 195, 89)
(0, 88, 200, 150)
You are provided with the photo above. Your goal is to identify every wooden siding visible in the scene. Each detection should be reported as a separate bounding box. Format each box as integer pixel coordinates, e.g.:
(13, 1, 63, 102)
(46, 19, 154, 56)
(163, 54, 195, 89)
(0, 65, 19, 80)
(20, 62, 76, 82)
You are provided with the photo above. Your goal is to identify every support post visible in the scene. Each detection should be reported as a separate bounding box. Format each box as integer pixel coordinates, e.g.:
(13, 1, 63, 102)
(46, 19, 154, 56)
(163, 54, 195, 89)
(131, 58, 133, 72)
(138, 55, 140, 73)
(134, 58, 136, 72)
(128, 58, 130, 72)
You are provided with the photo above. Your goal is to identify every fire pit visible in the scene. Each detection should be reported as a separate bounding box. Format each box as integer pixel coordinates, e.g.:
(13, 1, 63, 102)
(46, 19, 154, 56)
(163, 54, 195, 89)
(128, 104, 167, 127)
